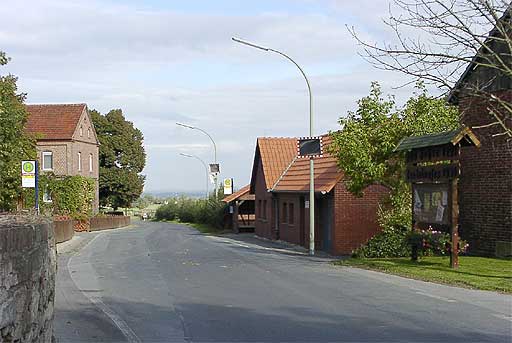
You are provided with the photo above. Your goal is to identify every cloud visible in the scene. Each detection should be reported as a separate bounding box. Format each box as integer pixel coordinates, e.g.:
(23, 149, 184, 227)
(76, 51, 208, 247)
(1, 0, 434, 193)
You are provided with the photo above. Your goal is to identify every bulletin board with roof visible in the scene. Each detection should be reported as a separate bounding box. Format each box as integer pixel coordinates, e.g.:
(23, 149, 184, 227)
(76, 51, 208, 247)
(394, 126, 481, 268)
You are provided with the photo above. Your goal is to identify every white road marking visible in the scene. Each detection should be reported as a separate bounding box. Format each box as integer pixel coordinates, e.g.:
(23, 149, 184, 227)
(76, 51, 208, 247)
(414, 291, 457, 303)
(67, 232, 142, 343)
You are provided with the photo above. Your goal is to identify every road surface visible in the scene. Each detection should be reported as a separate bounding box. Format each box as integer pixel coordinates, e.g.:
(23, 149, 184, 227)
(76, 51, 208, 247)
(55, 221, 512, 342)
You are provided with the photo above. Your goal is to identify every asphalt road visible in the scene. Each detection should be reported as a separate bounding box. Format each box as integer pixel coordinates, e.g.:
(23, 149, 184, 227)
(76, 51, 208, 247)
(55, 221, 512, 343)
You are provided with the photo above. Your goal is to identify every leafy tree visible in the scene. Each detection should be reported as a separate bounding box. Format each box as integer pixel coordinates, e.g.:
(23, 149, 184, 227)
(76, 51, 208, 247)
(329, 82, 458, 256)
(91, 109, 146, 209)
(0, 52, 35, 211)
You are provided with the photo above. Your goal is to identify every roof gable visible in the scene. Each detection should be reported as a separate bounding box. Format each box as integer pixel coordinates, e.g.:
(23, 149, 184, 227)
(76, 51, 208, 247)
(394, 126, 481, 152)
(249, 137, 297, 192)
(25, 103, 88, 140)
(72, 107, 100, 144)
(271, 134, 343, 193)
(448, 6, 511, 104)
(222, 185, 254, 203)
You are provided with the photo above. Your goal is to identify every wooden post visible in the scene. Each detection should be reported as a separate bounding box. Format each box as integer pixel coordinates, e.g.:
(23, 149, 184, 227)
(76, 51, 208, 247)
(450, 177, 459, 269)
(233, 201, 240, 233)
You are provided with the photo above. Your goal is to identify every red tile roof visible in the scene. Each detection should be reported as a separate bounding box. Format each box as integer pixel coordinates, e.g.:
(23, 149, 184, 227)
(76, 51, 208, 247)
(272, 134, 343, 193)
(254, 137, 297, 190)
(25, 104, 86, 140)
(222, 184, 254, 203)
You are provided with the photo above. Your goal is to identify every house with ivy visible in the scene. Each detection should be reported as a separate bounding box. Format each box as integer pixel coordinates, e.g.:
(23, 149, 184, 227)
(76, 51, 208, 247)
(25, 103, 100, 213)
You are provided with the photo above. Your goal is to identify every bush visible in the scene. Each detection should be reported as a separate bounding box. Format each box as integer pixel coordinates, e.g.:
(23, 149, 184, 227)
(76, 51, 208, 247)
(155, 196, 227, 230)
(352, 225, 410, 258)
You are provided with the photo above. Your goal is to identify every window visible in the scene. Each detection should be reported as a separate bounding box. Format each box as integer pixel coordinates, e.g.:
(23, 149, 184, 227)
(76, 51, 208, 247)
(78, 152, 82, 171)
(262, 200, 267, 219)
(282, 203, 288, 223)
(87, 128, 91, 138)
(43, 188, 52, 203)
(89, 153, 93, 172)
(42, 152, 53, 171)
(80, 126, 83, 136)
(289, 203, 294, 225)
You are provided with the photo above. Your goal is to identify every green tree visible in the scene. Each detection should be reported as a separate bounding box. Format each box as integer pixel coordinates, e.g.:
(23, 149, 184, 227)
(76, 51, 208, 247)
(91, 109, 146, 209)
(329, 82, 459, 256)
(0, 52, 36, 211)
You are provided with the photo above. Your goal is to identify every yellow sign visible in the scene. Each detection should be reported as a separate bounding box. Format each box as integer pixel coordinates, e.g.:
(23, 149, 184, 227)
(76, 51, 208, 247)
(223, 178, 233, 195)
(21, 160, 36, 188)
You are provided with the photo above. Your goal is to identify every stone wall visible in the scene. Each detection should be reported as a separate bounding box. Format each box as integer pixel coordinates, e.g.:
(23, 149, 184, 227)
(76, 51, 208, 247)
(53, 219, 74, 244)
(90, 216, 131, 231)
(0, 216, 56, 343)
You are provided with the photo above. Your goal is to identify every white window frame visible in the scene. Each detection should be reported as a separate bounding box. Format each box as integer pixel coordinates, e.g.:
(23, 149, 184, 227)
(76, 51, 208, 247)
(42, 151, 53, 171)
(43, 188, 52, 203)
(78, 152, 82, 171)
(80, 126, 83, 136)
(89, 153, 93, 172)
(87, 128, 91, 138)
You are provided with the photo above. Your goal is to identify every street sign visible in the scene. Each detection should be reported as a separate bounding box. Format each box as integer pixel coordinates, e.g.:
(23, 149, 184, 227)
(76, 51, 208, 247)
(209, 163, 220, 173)
(21, 160, 36, 188)
(297, 137, 323, 158)
(224, 178, 233, 195)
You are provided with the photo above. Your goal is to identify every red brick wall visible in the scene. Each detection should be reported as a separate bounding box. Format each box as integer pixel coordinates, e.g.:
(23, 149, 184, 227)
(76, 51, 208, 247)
(254, 158, 275, 240)
(458, 89, 512, 256)
(332, 182, 389, 255)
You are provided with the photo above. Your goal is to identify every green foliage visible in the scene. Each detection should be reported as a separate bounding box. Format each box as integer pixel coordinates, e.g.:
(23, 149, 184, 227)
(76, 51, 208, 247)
(91, 108, 146, 209)
(155, 197, 227, 230)
(352, 226, 410, 258)
(0, 52, 36, 211)
(330, 82, 459, 257)
(25, 174, 95, 219)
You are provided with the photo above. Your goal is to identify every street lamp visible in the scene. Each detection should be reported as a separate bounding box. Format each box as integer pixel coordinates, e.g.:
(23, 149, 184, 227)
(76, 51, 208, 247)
(176, 122, 219, 197)
(180, 153, 209, 199)
(232, 37, 316, 255)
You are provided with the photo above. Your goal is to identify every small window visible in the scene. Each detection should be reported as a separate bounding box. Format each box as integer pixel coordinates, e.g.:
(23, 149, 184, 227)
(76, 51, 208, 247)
(42, 152, 53, 171)
(80, 126, 83, 136)
(43, 188, 52, 203)
(289, 203, 294, 225)
(87, 128, 91, 138)
(78, 152, 82, 171)
(282, 203, 288, 223)
(89, 153, 93, 172)
(263, 200, 267, 219)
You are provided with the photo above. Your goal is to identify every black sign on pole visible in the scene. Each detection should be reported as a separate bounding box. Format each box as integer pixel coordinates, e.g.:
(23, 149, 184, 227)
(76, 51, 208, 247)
(297, 137, 323, 158)
(209, 163, 220, 173)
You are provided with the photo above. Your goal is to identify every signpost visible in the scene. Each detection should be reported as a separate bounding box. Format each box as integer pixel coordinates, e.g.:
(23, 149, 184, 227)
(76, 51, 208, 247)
(223, 178, 234, 195)
(394, 127, 480, 269)
(21, 160, 38, 214)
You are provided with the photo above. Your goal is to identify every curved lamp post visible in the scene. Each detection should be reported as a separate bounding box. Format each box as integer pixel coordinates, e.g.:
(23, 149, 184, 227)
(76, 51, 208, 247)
(180, 153, 209, 199)
(232, 37, 315, 255)
(176, 122, 218, 197)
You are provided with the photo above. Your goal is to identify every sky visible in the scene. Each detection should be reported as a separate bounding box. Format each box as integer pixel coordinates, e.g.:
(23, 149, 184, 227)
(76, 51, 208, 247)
(1, 0, 436, 194)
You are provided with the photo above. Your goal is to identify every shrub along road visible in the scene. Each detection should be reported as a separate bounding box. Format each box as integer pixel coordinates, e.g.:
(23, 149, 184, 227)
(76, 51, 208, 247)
(55, 221, 511, 342)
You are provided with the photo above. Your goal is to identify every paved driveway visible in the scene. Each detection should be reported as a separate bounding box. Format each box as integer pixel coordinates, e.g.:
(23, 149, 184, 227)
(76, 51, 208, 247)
(54, 221, 512, 342)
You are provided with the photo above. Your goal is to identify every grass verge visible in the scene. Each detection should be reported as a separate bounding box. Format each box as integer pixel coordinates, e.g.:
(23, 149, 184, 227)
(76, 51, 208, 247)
(335, 256, 512, 293)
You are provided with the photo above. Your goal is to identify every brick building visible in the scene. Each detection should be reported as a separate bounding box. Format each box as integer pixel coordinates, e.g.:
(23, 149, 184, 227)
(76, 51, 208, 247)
(448, 9, 511, 257)
(25, 104, 100, 213)
(250, 134, 388, 255)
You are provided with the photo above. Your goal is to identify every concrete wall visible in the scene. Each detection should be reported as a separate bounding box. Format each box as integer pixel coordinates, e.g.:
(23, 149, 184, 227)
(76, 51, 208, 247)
(90, 216, 131, 231)
(0, 216, 56, 343)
